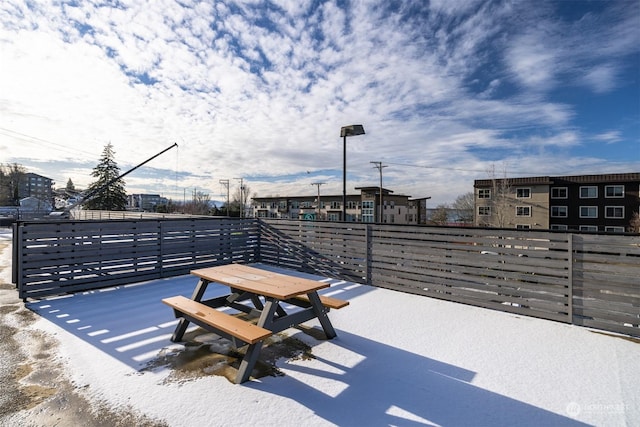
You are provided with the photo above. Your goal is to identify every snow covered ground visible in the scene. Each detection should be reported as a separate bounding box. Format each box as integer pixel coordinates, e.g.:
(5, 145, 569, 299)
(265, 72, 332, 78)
(2, 227, 639, 426)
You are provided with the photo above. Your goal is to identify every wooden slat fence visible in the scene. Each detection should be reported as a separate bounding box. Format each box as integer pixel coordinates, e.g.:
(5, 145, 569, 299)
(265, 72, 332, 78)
(13, 218, 259, 300)
(258, 220, 368, 283)
(571, 234, 640, 335)
(260, 219, 639, 337)
(12, 217, 639, 337)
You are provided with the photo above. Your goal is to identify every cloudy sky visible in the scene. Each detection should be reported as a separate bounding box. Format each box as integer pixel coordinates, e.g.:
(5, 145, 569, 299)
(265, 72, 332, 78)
(1, 0, 639, 206)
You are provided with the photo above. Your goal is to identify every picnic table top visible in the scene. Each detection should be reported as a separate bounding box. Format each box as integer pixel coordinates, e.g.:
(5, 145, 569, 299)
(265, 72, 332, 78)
(190, 264, 330, 300)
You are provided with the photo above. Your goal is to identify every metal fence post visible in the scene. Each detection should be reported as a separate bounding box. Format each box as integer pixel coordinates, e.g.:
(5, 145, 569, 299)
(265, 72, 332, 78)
(159, 220, 165, 278)
(12, 222, 18, 287)
(567, 233, 574, 324)
(365, 224, 372, 285)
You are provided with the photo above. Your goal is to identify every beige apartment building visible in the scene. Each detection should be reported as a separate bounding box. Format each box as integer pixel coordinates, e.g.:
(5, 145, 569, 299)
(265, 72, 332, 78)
(474, 176, 552, 229)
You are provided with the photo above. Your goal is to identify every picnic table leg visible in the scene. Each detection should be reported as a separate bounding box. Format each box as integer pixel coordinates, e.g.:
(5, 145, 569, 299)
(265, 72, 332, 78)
(171, 317, 190, 342)
(234, 297, 280, 383)
(170, 279, 210, 342)
(306, 292, 337, 339)
(235, 341, 264, 384)
(256, 297, 280, 330)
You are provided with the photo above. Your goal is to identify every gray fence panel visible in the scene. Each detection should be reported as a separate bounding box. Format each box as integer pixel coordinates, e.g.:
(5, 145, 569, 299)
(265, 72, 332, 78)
(258, 220, 367, 283)
(14, 217, 259, 300)
(571, 234, 640, 336)
(367, 224, 572, 324)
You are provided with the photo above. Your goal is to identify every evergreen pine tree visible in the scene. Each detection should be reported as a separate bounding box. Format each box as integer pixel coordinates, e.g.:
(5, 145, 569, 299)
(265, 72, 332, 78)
(83, 143, 127, 210)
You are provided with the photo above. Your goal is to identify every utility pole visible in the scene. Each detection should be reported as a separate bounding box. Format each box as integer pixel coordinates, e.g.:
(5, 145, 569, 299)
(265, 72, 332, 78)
(311, 182, 325, 220)
(234, 177, 244, 218)
(219, 179, 229, 216)
(371, 161, 387, 223)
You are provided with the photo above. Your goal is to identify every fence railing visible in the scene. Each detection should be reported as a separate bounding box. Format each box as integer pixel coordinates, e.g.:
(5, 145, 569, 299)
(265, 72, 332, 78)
(12, 217, 639, 337)
(69, 209, 213, 221)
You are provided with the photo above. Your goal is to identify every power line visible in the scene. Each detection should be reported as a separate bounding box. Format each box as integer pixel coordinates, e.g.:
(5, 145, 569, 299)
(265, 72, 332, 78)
(384, 161, 498, 174)
(0, 127, 98, 158)
(383, 161, 593, 176)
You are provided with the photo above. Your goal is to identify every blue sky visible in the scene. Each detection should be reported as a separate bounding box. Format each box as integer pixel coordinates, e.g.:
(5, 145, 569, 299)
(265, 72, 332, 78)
(1, 0, 638, 206)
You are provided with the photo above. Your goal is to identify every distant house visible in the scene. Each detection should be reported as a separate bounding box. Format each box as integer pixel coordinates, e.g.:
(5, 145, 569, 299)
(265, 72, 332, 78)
(19, 196, 53, 217)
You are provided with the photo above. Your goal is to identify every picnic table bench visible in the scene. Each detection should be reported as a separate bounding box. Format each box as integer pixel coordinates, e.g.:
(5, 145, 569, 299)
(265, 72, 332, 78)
(162, 264, 349, 384)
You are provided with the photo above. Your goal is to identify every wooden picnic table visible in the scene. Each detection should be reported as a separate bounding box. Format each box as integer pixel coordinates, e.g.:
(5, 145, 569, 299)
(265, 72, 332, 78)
(162, 264, 348, 384)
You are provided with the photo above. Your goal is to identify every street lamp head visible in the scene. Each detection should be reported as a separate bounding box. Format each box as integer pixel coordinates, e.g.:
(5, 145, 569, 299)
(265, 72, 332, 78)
(340, 124, 365, 137)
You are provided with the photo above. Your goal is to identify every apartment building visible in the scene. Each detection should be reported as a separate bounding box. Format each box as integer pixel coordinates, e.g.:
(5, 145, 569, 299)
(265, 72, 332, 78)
(252, 186, 422, 224)
(474, 173, 640, 232)
(19, 173, 54, 203)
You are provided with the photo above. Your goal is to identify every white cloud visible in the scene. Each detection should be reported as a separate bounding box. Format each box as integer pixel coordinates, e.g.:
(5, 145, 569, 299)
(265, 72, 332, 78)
(0, 0, 638, 206)
(506, 31, 559, 91)
(593, 131, 622, 144)
(581, 64, 618, 94)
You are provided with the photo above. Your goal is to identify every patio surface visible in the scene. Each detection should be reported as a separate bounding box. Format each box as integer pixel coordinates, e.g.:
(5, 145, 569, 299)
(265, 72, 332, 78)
(1, 231, 639, 426)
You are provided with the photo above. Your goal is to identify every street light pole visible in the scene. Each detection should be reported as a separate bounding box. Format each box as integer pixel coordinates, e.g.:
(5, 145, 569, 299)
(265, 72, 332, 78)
(340, 125, 365, 221)
(371, 161, 387, 223)
(311, 182, 325, 220)
(219, 179, 229, 216)
(343, 135, 347, 221)
(234, 177, 244, 218)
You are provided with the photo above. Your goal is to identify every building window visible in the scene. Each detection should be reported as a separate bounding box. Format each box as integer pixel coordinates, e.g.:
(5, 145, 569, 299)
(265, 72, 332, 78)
(605, 206, 624, 218)
(516, 206, 531, 217)
(328, 213, 340, 221)
(550, 224, 568, 230)
(362, 200, 374, 222)
(478, 206, 491, 216)
(579, 225, 598, 232)
(347, 201, 359, 209)
(551, 187, 568, 199)
(605, 185, 624, 198)
(605, 226, 625, 233)
(516, 224, 531, 229)
(290, 201, 299, 209)
(580, 186, 598, 198)
(330, 201, 340, 209)
(551, 206, 568, 217)
(516, 188, 531, 198)
(478, 189, 491, 199)
(580, 206, 598, 218)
